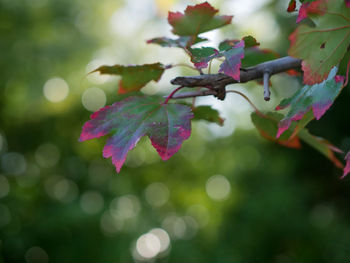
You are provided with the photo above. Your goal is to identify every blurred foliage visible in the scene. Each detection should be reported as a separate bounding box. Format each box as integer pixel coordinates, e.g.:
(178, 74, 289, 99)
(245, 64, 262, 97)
(0, 0, 350, 263)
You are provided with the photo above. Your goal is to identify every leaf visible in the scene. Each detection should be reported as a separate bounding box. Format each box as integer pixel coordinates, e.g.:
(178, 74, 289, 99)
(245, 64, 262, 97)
(251, 112, 302, 148)
(168, 2, 232, 36)
(92, 63, 167, 94)
(219, 40, 245, 81)
(188, 47, 219, 69)
(147, 36, 207, 48)
(346, 0, 350, 8)
(288, 0, 350, 84)
(251, 111, 343, 168)
(342, 152, 350, 178)
(298, 129, 343, 168)
(192, 106, 224, 126)
(296, 0, 326, 23)
(79, 96, 193, 173)
(287, 0, 296, 12)
(276, 67, 344, 138)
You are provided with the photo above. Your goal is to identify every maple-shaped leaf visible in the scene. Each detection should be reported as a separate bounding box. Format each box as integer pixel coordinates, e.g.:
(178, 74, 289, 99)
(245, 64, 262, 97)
(147, 36, 207, 48)
(92, 63, 167, 94)
(192, 106, 225, 126)
(188, 47, 219, 69)
(342, 152, 350, 178)
(296, 0, 326, 23)
(289, 0, 350, 84)
(276, 67, 344, 138)
(219, 40, 245, 81)
(168, 2, 232, 36)
(79, 96, 193, 173)
(251, 112, 343, 168)
(287, 0, 296, 12)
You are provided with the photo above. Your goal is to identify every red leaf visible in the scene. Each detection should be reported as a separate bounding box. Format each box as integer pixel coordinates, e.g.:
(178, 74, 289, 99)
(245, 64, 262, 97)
(287, 0, 296, 12)
(346, 0, 350, 7)
(342, 152, 350, 178)
(80, 96, 193, 173)
(296, 0, 326, 23)
(219, 40, 245, 81)
(168, 2, 232, 36)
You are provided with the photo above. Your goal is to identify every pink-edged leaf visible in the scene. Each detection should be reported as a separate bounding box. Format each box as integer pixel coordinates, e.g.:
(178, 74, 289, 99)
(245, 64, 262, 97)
(276, 67, 344, 138)
(147, 36, 207, 48)
(289, 0, 350, 84)
(80, 96, 193, 173)
(287, 0, 297, 12)
(341, 152, 350, 178)
(168, 2, 232, 36)
(296, 0, 326, 23)
(219, 40, 245, 81)
(92, 63, 167, 94)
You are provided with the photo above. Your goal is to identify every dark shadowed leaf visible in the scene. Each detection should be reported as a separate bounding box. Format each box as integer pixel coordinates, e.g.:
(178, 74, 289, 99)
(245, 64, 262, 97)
(79, 96, 193, 173)
(276, 67, 344, 138)
(192, 106, 224, 126)
(92, 63, 167, 94)
(298, 129, 343, 168)
(219, 40, 245, 81)
(241, 48, 279, 68)
(289, 0, 350, 84)
(168, 2, 232, 36)
(251, 111, 343, 168)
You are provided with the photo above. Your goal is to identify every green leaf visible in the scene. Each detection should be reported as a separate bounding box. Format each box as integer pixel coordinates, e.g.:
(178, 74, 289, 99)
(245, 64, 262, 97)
(168, 2, 232, 36)
(80, 96, 193, 173)
(192, 106, 224, 126)
(288, 0, 350, 84)
(147, 36, 207, 48)
(276, 67, 344, 138)
(92, 63, 167, 94)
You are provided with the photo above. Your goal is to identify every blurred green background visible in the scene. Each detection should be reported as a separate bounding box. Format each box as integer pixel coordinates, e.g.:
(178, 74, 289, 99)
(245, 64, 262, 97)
(1, 0, 350, 262)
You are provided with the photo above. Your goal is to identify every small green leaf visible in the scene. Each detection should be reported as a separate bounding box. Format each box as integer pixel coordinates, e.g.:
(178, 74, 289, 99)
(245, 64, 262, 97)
(92, 63, 167, 94)
(192, 106, 224, 126)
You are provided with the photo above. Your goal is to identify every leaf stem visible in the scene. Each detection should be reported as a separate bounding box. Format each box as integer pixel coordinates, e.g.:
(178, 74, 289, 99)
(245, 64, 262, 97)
(163, 86, 185, 104)
(225, 90, 266, 118)
(172, 63, 199, 72)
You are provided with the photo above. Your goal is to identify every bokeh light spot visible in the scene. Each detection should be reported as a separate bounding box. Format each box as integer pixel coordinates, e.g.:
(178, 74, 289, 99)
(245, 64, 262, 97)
(136, 233, 161, 259)
(43, 77, 69, 103)
(35, 143, 60, 168)
(144, 182, 169, 207)
(81, 87, 106, 112)
(205, 175, 231, 201)
(25, 246, 49, 263)
(80, 191, 104, 214)
(1, 152, 26, 175)
(149, 228, 170, 253)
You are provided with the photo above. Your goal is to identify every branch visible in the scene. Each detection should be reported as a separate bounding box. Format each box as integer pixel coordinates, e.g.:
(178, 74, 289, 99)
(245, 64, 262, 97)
(171, 56, 301, 90)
